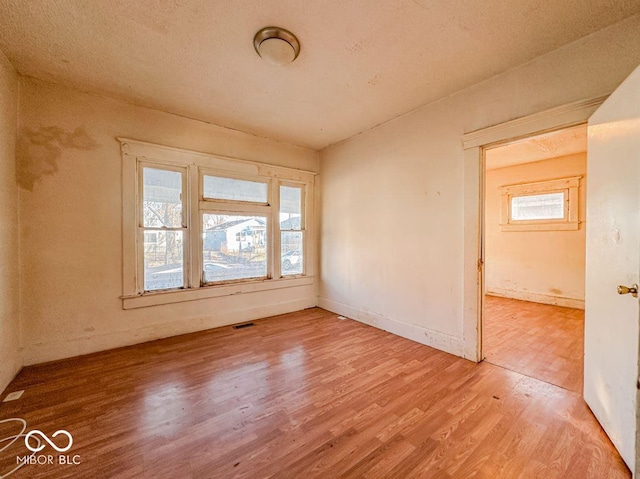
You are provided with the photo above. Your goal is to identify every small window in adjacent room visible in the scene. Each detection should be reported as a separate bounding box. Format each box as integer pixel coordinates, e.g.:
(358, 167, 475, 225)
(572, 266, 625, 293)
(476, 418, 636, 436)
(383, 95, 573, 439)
(500, 176, 581, 231)
(510, 192, 565, 221)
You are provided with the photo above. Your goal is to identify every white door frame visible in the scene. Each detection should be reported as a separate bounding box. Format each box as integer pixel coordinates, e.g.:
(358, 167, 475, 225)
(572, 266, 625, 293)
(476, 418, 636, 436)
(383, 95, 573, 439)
(461, 96, 607, 362)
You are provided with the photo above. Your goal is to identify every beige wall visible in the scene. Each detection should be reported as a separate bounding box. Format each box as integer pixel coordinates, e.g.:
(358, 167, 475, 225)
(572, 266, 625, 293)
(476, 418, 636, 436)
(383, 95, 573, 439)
(319, 16, 640, 357)
(0, 50, 20, 392)
(18, 78, 319, 365)
(485, 154, 587, 308)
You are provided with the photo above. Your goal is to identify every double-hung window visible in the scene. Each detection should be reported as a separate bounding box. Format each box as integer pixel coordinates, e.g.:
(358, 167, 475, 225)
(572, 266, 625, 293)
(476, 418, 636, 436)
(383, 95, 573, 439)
(200, 173, 271, 285)
(121, 139, 315, 309)
(280, 184, 305, 276)
(141, 165, 187, 291)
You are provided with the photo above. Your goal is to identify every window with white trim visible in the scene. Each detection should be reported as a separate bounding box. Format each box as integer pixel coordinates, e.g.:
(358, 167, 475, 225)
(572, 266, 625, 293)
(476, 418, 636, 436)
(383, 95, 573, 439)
(120, 139, 315, 308)
(280, 185, 304, 276)
(141, 165, 187, 291)
(201, 172, 271, 285)
(499, 176, 581, 231)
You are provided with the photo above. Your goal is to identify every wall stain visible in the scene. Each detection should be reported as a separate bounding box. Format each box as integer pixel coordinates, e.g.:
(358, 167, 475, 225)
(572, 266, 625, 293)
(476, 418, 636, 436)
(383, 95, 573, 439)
(16, 126, 98, 191)
(368, 74, 382, 86)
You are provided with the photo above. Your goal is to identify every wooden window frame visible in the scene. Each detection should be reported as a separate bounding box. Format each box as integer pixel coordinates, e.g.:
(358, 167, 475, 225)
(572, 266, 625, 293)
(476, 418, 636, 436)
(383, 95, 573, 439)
(138, 162, 189, 292)
(120, 138, 316, 310)
(279, 182, 307, 278)
(199, 210, 273, 286)
(499, 176, 581, 231)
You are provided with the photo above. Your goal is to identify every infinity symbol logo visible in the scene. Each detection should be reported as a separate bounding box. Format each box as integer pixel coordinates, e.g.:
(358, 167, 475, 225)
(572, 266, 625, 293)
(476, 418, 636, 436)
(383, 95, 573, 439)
(24, 430, 73, 453)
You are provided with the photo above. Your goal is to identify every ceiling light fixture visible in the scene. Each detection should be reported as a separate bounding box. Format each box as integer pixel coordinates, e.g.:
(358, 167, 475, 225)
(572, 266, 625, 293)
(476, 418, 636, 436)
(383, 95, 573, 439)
(253, 27, 300, 66)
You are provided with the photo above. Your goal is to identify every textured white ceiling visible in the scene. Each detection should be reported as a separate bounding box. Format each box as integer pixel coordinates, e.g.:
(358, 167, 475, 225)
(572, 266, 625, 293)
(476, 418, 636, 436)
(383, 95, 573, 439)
(0, 1, 638, 150)
(486, 124, 587, 170)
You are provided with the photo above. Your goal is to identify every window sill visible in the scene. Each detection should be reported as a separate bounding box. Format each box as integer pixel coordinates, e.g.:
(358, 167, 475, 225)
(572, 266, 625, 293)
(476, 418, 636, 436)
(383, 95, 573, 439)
(122, 275, 315, 310)
(500, 221, 580, 232)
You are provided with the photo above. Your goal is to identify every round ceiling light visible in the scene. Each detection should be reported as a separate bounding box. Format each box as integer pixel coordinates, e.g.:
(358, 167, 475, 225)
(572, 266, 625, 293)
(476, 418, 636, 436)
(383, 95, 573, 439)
(254, 27, 300, 66)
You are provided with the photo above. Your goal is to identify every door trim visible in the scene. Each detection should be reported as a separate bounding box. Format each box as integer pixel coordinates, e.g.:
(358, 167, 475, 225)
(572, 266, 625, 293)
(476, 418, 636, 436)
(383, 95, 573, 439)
(461, 95, 607, 362)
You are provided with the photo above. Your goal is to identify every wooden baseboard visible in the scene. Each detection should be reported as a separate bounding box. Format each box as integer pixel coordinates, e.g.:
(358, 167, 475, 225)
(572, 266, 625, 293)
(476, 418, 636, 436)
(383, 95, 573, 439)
(22, 297, 316, 366)
(486, 288, 585, 310)
(318, 297, 467, 358)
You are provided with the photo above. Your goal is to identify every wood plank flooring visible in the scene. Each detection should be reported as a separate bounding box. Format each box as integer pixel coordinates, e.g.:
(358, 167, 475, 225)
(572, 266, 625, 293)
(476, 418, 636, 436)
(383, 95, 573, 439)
(0, 307, 628, 478)
(484, 296, 584, 393)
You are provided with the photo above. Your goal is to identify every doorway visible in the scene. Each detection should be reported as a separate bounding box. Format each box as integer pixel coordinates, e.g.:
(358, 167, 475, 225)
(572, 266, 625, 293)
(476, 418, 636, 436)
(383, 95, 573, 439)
(481, 125, 587, 393)
(462, 84, 640, 474)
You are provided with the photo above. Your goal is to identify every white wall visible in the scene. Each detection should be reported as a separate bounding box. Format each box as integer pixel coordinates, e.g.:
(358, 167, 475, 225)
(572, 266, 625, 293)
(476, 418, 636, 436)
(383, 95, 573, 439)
(319, 16, 640, 357)
(0, 50, 20, 393)
(18, 78, 319, 365)
(485, 154, 587, 309)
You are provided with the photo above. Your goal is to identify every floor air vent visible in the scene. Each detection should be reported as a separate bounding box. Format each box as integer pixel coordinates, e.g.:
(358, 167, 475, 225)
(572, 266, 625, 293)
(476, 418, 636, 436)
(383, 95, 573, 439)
(233, 322, 255, 330)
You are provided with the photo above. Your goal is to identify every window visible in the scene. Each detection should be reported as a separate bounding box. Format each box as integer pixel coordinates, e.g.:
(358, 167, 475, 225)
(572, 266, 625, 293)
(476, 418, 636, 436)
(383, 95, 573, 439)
(203, 214, 268, 284)
(121, 139, 315, 308)
(280, 185, 304, 276)
(203, 176, 268, 203)
(141, 166, 186, 291)
(201, 173, 271, 285)
(500, 176, 581, 231)
(510, 192, 565, 221)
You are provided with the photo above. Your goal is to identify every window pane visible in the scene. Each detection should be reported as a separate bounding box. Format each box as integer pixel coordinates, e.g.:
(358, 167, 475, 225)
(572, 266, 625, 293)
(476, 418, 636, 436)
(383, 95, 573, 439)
(281, 232, 303, 276)
(203, 176, 268, 203)
(144, 231, 184, 291)
(511, 192, 565, 221)
(280, 186, 302, 230)
(143, 168, 183, 228)
(202, 214, 268, 283)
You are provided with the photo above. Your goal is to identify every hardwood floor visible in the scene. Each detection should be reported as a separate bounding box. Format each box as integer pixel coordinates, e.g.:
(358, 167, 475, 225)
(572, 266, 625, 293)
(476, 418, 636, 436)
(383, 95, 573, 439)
(0, 307, 628, 478)
(484, 295, 584, 393)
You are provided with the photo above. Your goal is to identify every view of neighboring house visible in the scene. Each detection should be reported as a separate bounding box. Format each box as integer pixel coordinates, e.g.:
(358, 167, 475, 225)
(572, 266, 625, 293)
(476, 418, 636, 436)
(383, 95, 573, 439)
(203, 216, 303, 256)
(205, 217, 266, 254)
(145, 215, 304, 290)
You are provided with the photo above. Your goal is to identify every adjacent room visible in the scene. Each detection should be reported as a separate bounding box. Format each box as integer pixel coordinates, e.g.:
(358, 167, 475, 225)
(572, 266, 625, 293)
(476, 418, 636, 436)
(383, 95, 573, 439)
(1, 2, 640, 478)
(483, 125, 587, 393)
